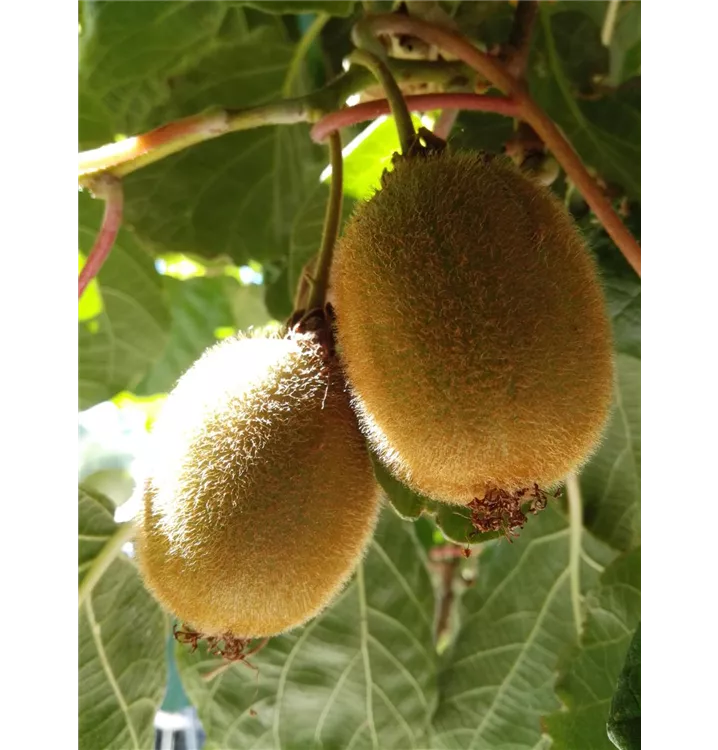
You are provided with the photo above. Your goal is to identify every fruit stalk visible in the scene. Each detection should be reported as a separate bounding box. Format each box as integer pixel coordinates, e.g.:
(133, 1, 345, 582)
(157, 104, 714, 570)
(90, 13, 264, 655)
(78, 175, 123, 299)
(346, 49, 417, 155)
(306, 131, 344, 311)
(358, 13, 641, 276)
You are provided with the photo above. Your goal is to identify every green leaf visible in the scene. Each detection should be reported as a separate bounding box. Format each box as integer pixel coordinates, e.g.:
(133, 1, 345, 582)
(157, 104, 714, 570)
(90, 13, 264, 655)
(548, 9, 608, 91)
(544, 548, 641, 750)
(79, 486, 118, 587)
(79, 487, 168, 750)
(175, 508, 438, 749)
(81, 469, 136, 508)
(79, 2, 242, 147)
(79, 190, 171, 410)
(431, 505, 617, 750)
(122, 121, 315, 269)
(581, 354, 640, 551)
(530, 8, 640, 199)
(80, 2, 320, 264)
(288, 179, 356, 300)
(607, 622, 641, 750)
(243, 1, 356, 16)
(551, 2, 640, 86)
(582, 206, 641, 359)
(134, 275, 270, 396)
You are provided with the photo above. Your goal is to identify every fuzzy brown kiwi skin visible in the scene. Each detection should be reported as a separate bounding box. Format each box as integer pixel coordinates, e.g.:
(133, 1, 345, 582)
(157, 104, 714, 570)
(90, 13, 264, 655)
(331, 150, 614, 505)
(136, 331, 380, 640)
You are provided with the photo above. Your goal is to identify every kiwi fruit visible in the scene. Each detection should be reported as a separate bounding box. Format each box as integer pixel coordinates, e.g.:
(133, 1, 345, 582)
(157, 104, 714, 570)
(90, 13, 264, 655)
(331, 150, 614, 505)
(136, 330, 380, 639)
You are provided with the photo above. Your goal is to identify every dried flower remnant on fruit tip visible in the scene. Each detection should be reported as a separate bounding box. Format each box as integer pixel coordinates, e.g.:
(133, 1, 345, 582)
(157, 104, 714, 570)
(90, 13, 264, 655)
(467, 483, 552, 542)
(174, 623, 269, 669)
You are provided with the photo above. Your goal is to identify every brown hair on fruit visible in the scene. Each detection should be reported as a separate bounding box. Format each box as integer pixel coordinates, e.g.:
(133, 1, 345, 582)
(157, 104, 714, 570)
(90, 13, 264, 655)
(136, 330, 380, 640)
(331, 150, 614, 506)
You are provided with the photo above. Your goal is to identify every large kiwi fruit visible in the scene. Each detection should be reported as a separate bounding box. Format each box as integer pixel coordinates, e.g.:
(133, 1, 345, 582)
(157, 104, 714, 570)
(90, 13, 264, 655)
(331, 150, 614, 506)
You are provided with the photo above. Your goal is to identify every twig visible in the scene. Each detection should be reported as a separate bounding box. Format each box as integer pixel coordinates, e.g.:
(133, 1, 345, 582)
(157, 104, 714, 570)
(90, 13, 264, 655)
(311, 92, 519, 142)
(359, 13, 641, 276)
(79, 59, 473, 182)
(502, 1, 540, 81)
(79, 176, 124, 299)
(306, 131, 344, 311)
(79, 102, 309, 181)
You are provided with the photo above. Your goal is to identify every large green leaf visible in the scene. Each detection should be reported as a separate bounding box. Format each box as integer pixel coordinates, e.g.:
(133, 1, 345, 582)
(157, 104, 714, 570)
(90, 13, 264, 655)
(175, 508, 437, 749)
(135, 275, 270, 396)
(546, 9, 608, 91)
(431, 506, 617, 750)
(79, 2, 234, 147)
(607, 622, 640, 750)
(551, 2, 640, 86)
(530, 7, 640, 199)
(79, 487, 168, 750)
(79, 190, 171, 410)
(80, 1, 320, 264)
(122, 117, 315, 269)
(544, 548, 641, 750)
(581, 354, 640, 551)
(584, 206, 641, 359)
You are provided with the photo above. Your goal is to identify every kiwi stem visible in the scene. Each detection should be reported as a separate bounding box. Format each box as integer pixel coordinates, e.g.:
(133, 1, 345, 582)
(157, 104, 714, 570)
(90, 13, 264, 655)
(305, 131, 344, 312)
(79, 175, 123, 299)
(310, 92, 518, 143)
(358, 13, 641, 277)
(345, 49, 417, 155)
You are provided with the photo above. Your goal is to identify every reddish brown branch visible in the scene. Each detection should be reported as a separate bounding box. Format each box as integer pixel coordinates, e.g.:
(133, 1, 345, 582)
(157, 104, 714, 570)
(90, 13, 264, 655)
(79, 177, 124, 299)
(311, 92, 519, 142)
(502, 1, 540, 81)
(360, 14, 641, 276)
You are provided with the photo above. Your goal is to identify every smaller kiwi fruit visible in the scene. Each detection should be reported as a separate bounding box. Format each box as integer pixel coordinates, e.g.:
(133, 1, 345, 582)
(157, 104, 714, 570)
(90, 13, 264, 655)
(136, 328, 380, 640)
